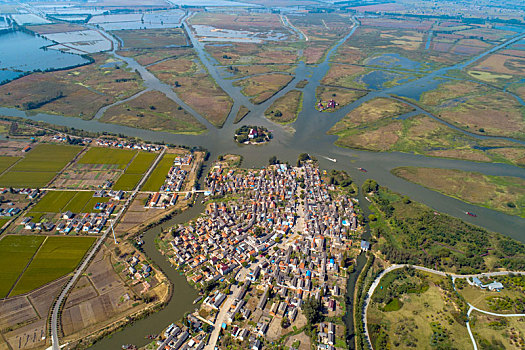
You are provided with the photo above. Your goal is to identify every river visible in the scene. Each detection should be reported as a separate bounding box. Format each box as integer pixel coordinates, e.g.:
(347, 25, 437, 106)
(2, 12, 525, 349)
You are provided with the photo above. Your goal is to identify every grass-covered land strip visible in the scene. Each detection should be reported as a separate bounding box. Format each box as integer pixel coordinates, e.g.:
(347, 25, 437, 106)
(78, 147, 136, 168)
(367, 185, 525, 274)
(368, 267, 471, 350)
(142, 153, 176, 192)
(265, 89, 303, 124)
(321, 64, 367, 90)
(125, 152, 157, 174)
(233, 105, 250, 124)
(0, 235, 45, 298)
(10, 236, 96, 296)
(101, 91, 206, 134)
(315, 85, 367, 111)
(147, 51, 233, 127)
(392, 167, 525, 218)
(418, 80, 525, 140)
(329, 107, 525, 166)
(112, 28, 188, 49)
(233, 73, 294, 105)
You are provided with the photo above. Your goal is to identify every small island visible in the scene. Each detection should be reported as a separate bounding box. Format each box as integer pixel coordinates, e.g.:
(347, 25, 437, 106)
(234, 125, 272, 145)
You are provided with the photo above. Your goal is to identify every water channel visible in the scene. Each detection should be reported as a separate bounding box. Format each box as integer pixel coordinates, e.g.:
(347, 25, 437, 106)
(2, 13, 524, 349)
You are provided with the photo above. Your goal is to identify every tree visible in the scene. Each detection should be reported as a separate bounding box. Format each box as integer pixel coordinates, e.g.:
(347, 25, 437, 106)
(303, 297, 323, 325)
(281, 316, 291, 329)
(269, 155, 278, 165)
(362, 179, 379, 193)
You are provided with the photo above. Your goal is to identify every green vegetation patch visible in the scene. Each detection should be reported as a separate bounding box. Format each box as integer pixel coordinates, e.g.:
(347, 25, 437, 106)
(265, 89, 303, 124)
(368, 186, 525, 274)
(62, 191, 96, 213)
(0, 171, 56, 188)
(125, 152, 157, 174)
(78, 147, 136, 168)
(31, 191, 76, 213)
(392, 167, 525, 217)
(11, 144, 81, 172)
(0, 235, 45, 298)
(0, 156, 21, 174)
(10, 236, 95, 296)
(142, 153, 176, 192)
(113, 173, 143, 191)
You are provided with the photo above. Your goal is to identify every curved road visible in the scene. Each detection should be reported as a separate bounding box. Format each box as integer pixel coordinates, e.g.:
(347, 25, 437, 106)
(362, 264, 525, 350)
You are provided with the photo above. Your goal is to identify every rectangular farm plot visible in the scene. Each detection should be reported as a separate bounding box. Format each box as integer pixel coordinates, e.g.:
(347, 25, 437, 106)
(0, 156, 20, 174)
(0, 171, 56, 188)
(125, 152, 157, 174)
(10, 236, 96, 296)
(62, 191, 98, 213)
(141, 154, 176, 192)
(77, 147, 137, 168)
(113, 173, 142, 191)
(0, 235, 45, 298)
(30, 191, 76, 213)
(10, 144, 81, 172)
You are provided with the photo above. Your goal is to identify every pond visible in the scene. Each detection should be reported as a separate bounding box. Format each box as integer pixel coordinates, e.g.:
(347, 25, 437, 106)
(0, 30, 90, 82)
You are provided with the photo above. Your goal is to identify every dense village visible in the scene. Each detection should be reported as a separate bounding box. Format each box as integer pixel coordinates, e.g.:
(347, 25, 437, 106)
(153, 159, 364, 350)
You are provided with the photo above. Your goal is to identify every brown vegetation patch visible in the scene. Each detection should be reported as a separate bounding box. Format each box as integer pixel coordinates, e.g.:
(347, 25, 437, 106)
(473, 54, 525, 76)
(265, 89, 303, 124)
(0, 54, 143, 119)
(27, 23, 86, 34)
(234, 73, 293, 104)
(101, 90, 206, 134)
(316, 85, 367, 109)
(117, 48, 191, 66)
(112, 28, 188, 49)
(321, 64, 366, 89)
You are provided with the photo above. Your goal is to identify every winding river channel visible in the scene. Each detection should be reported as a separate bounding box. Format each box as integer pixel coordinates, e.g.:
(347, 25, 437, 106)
(2, 14, 525, 349)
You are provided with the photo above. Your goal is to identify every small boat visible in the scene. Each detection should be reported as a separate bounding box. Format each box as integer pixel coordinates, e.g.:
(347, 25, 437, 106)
(365, 197, 371, 202)
(358, 167, 367, 172)
(145, 335, 156, 340)
(193, 295, 203, 304)
(122, 345, 137, 350)
(322, 156, 337, 163)
(466, 211, 477, 217)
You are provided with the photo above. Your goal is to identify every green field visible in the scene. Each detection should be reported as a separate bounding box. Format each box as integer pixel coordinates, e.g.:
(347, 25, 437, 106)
(0, 235, 45, 298)
(0, 171, 56, 188)
(125, 152, 157, 174)
(31, 191, 76, 212)
(113, 173, 143, 191)
(78, 147, 137, 168)
(0, 144, 81, 187)
(30, 190, 102, 214)
(10, 236, 95, 296)
(142, 153, 176, 191)
(0, 156, 20, 174)
(11, 144, 81, 172)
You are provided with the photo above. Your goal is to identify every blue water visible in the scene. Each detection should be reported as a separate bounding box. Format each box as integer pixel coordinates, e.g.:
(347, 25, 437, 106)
(0, 31, 89, 79)
(360, 70, 401, 89)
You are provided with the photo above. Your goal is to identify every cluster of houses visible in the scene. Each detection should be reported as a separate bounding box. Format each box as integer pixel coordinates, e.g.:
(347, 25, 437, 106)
(469, 277, 504, 291)
(52, 133, 163, 152)
(317, 99, 338, 111)
(126, 255, 153, 283)
(154, 161, 360, 350)
(21, 191, 119, 233)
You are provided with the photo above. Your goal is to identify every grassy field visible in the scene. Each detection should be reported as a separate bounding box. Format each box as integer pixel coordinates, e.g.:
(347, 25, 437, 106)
(126, 152, 157, 174)
(418, 80, 525, 140)
(112, 28, 187, 49)
(11, 144, 81, 172)
(10, 236, 96, 296)
(265, 89, 303, 124)
(315, 85, 367, 110)
(0, 54, 143, 120)
(368, 269, 471, 349)
(320, 64, 367, 90)
(234, 105, 250, 124)
(392, 167, 525, 217)
(113, 174, 143, 191)
(0, 144, 81, 187)
(0, 156, 20, 174)
(101, 91, 206, 134)
(147, 51, 233, 127)
(233, 73, 294, 104)
(142, 153, 176, 192)
(0, 235, 45, 298)
(30, 190, 104, 215)
(78, 147, 136, 168)
(470, 310, 525, 349)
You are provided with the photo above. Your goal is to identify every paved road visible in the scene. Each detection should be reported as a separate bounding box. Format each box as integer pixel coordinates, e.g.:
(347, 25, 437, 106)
(205, 285, 238, 350)
(50, 148, 166, 350)
(362, 264, 525, 350)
